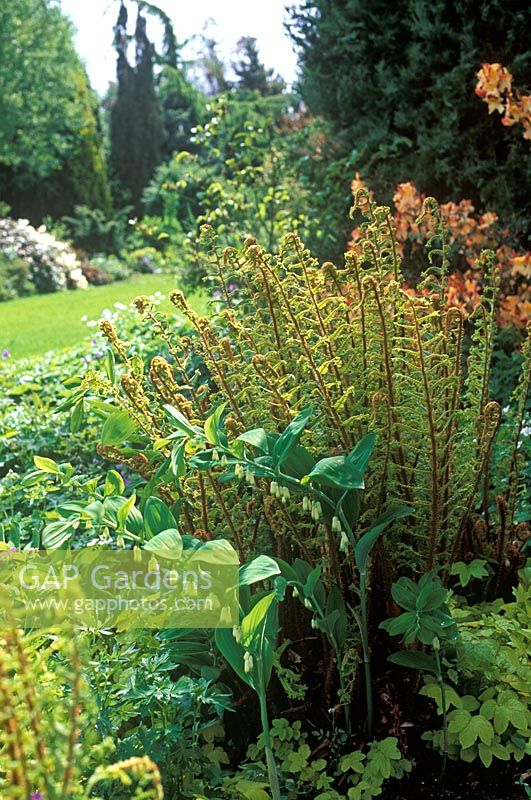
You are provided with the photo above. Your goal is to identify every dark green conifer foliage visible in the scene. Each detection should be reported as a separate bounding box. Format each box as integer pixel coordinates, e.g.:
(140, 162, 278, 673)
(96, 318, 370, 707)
(288, 0, 531, 241)
(109, 2, 165, 212)
(233, 37, 286, 96)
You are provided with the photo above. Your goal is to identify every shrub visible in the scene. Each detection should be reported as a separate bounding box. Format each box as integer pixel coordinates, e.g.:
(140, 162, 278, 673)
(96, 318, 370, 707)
(288, 0, 531, 241)
(58, 204, 132, 254)
(0, 252, 33, 301)
(140, 96, 355, 288)
(80, 260, 113, 286)
(0, 218, 87, 294)
(350, 177, 531, 329)
(90, 253, 131, 283)
(126, 246, 165, 274)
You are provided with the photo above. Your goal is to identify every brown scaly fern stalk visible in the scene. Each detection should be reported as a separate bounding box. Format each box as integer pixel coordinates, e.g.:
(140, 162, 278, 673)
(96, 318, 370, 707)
(448, 401, 502, 570)
(405, 292, 441, 570)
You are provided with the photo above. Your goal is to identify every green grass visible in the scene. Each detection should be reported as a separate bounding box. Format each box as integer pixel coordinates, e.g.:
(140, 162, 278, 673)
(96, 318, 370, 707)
(0, 273, 207, 359)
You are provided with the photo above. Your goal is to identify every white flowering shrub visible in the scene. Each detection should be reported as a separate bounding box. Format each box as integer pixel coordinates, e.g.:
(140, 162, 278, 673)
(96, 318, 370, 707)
(0, 218, 88, 294)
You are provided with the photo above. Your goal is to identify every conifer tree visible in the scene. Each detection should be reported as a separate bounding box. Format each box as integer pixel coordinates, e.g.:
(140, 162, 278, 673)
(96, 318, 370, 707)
(233, 36, 286, 96)
(109, 2, 164, 212)
(288, 0, 531, 239)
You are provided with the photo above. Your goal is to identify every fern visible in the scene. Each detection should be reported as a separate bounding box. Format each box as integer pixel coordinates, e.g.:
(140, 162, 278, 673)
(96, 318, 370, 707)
(93, 199, 529, 576)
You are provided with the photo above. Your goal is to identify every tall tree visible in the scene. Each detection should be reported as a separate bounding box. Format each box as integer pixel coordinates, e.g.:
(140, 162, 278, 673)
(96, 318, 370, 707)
(200, 37, 230, 96)
(0, 0, 110, 221)
(232, 37, 286, 96)
(289, 0, 531, 240)
(109, 1, 165, 211)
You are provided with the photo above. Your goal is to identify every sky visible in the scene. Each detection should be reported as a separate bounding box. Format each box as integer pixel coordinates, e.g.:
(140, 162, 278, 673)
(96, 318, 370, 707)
(60, 0, 299, 95)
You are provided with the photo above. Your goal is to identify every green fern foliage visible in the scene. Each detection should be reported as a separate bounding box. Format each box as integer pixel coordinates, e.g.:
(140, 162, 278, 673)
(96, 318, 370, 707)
(94, 197, 529, 574)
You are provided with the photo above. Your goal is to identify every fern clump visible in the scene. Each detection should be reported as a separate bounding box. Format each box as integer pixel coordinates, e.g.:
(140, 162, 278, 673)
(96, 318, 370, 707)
(91, 197, 529, 578)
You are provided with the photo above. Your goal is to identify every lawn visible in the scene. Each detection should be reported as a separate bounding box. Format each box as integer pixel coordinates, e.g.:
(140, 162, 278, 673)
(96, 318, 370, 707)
(0, 273, 207, 359)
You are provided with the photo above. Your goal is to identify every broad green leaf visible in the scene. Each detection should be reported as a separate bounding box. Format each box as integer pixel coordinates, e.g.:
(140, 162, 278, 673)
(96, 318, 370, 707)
(144, 528, 183, 559)
(104, 349, 116, 384)
(34, 455, 61, 475)
(273, 557, 299, 584)
(493, 706, 509, 734)
(459, 716, 493, 749)
(241, 592, 276, 647)
(104, 469, 125, 497)
(316, 610, 340, 638)
(380, 611, 417, 638)
(416, 585, 447, 612)
(391, 579, 418, 611)
(170, 441, 186, 478)
(480, 699, 496, 720)
(234, 780, 270, 800)
(448, 709, 471, 734)
(239, 555, 280, 587)
(304, 565, 322, 597)
(144, 497, 177, 538)
(42, 518, 77, 549)
(69, 399, 85, 434)
(302, 455, 364, 490)
(101, 410, 137, 446)
(163, 404, 202, 437)
(375, 737, 402, 760)
(116, 493, 137, 531)
(346, 431, 377, 473)
(478, 743, 493, 768)
(325, 584, 348, 648)
(272, 407, 313, 467)
(215, 628, 254, 689)
(204, 403, 227, 446)
(388, 650, 437, 673)
(236, 428, 269, 453)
